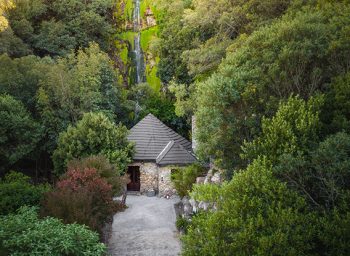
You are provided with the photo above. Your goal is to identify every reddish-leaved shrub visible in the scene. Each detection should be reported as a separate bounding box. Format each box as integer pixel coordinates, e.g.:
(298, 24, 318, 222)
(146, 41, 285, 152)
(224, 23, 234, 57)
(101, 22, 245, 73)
(42, 168, 118, 233)
(67, 155, 129, 195)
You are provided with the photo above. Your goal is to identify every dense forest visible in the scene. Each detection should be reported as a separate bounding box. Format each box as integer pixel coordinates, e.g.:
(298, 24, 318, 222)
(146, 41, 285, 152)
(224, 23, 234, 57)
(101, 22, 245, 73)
(1, 0, 350, 255)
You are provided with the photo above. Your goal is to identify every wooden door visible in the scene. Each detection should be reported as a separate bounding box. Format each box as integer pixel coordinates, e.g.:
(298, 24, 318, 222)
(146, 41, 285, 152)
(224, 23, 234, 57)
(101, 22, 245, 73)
(127, 166, 140, 191)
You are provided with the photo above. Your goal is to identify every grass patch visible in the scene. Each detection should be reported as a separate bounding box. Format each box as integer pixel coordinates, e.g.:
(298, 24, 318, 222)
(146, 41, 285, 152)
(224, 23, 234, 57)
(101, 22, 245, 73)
(146, 57, 161, 93)
(118, 31, 137, 49)
(120, 46, 129, 65)
(140, 26, 159, 52)
(123, 0, 134, 21)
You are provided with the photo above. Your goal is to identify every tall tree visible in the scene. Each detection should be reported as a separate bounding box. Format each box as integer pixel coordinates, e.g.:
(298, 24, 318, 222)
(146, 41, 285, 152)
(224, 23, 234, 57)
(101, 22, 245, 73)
(37, 43, 129, 153)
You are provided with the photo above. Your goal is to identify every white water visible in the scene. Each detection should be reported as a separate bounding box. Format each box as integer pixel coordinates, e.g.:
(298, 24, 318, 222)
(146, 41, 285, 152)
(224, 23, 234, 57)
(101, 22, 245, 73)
(133, 0, 144, 84)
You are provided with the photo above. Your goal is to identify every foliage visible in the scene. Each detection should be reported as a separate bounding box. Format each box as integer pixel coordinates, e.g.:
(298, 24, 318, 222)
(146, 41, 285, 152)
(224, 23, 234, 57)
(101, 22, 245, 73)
(193, 3, 350, 170)
(156, 0, 292, 84)
(176, 216, 190, 233)
(1, 0, 115, 57)
(67, 155, 129, 195)
(323, 71, 350, 134)
(37, 43, 129, 153)
(131, 83, 190, 137)
(0, 54, 49, 113)
(183, 158, 315, 256)
(0, 171, 50, 215)
(42, 167, 118, 233)
(0, 94, 41, 173)
(0, 0, 14, 32)
(274, 132, 350, 210)
(242, 95, 322, 164)
(53, 112, 134, 176)
(0, 206, 106, 256)
(171, 164, 205, 198)
(156, 0, 194, 85)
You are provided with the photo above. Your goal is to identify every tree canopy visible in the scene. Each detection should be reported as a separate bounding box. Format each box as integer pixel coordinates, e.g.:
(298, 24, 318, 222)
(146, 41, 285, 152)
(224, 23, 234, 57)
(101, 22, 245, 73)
(53, 112, 134, 176)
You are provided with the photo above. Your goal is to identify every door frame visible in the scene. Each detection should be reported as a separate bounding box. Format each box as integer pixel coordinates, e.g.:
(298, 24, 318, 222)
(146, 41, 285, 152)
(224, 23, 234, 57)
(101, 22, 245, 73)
(127, 166, 141, 191)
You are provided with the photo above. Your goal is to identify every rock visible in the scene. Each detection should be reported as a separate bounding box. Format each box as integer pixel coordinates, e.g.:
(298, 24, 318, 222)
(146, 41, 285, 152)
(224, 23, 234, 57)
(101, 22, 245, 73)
(211, 171, 222, 184)
(146, 189, 156, 197)
(182, 197, 193, 218)
(198, 201, 210, 211)
(196, 176, 205, 184)
(189, 198, 198, 213)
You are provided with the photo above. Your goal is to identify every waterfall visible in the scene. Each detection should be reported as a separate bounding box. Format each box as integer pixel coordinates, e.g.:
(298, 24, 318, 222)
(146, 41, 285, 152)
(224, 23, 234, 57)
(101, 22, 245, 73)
(133, 0, 145, 84)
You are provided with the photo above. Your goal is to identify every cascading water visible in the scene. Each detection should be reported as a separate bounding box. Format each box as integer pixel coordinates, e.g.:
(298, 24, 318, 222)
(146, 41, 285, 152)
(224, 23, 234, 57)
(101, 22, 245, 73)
(133, 0, 145, 84)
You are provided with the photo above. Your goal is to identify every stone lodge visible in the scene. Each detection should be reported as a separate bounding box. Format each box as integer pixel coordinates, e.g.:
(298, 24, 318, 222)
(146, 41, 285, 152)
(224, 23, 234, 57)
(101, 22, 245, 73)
(127, 113, 197, 196)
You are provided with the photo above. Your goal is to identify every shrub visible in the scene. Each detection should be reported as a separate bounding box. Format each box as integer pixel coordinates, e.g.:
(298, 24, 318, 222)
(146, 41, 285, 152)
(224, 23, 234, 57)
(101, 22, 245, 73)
(67, 155, 129, 195)
(0, 206, 106, 256)
(182, 158, 315, 256)
(176, 216, 191, 233)
(171, 164, 206, 198)
(42, 167, 117, 233)
(53, 112, 134, 176)
(0, 171, 50, 215)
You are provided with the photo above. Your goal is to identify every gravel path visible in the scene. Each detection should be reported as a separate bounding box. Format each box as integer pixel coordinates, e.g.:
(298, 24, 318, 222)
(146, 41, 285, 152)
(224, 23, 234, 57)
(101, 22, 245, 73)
(108, 195, 181, 256)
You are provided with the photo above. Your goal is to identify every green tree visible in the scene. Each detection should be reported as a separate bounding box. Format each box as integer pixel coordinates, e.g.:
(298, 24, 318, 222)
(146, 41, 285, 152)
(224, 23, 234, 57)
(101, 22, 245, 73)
(34, 20, 76, 56)
(182, 158, 315, 256)
(274, 132, 350, 210)
(0, 54, 49, 113)
(53, 112, 134, 176)
(37, 43, 129, 153)
(2, 0, 115, 58)
(0, 94, 41, 173)
(193, 3, 350, 170)
(242, 95, 322, 165)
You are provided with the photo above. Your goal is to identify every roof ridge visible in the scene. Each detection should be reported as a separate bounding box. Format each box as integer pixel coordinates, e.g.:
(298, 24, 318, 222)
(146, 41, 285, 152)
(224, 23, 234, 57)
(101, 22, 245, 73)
(156, 140, 174, 164)
(157, 141, 198, 166)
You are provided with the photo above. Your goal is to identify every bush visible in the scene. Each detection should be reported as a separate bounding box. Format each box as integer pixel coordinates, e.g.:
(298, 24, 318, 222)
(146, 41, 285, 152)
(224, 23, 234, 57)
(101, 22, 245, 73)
(53, 112, 134, 176)
(67, 155, 129, 195)
(42, 167, 118, 233)
(0, 171, 50, 215)
(182, 158, 315, 256)
(176, 216, 191, 233)
(0, 206, 106, 256)
(171, 164, 206, 198)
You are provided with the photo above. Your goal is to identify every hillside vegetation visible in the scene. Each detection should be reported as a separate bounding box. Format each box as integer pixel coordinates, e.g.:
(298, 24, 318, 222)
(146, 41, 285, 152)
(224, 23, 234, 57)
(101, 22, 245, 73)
(1, 0, 350, 255)
(154, 0, 350, 255)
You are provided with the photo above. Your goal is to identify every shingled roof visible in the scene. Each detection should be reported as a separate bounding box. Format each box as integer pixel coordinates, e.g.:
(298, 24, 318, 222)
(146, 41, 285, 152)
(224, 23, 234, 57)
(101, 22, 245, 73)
(128, 113, 197, 166)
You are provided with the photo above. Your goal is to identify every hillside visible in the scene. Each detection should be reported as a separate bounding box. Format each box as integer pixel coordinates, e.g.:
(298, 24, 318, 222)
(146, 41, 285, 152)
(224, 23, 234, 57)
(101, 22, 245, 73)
(1, 0, 350, 255)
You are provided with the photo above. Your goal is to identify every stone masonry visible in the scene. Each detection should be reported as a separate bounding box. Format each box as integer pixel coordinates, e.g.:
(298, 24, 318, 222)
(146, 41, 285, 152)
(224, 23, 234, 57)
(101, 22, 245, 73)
(130, 162, 176, 197)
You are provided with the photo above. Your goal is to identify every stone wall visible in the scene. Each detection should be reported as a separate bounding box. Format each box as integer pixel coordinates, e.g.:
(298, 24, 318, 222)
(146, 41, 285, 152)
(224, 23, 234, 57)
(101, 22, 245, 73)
(158, 167, 177, 197)
(181, 169, 224, 219)
(140, 162, 158, 193)
(129, 162, 176, 197)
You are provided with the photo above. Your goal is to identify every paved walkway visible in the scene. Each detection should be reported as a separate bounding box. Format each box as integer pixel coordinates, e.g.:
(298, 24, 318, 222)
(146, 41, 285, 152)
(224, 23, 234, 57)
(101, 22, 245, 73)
(108, 195, 181, 256)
